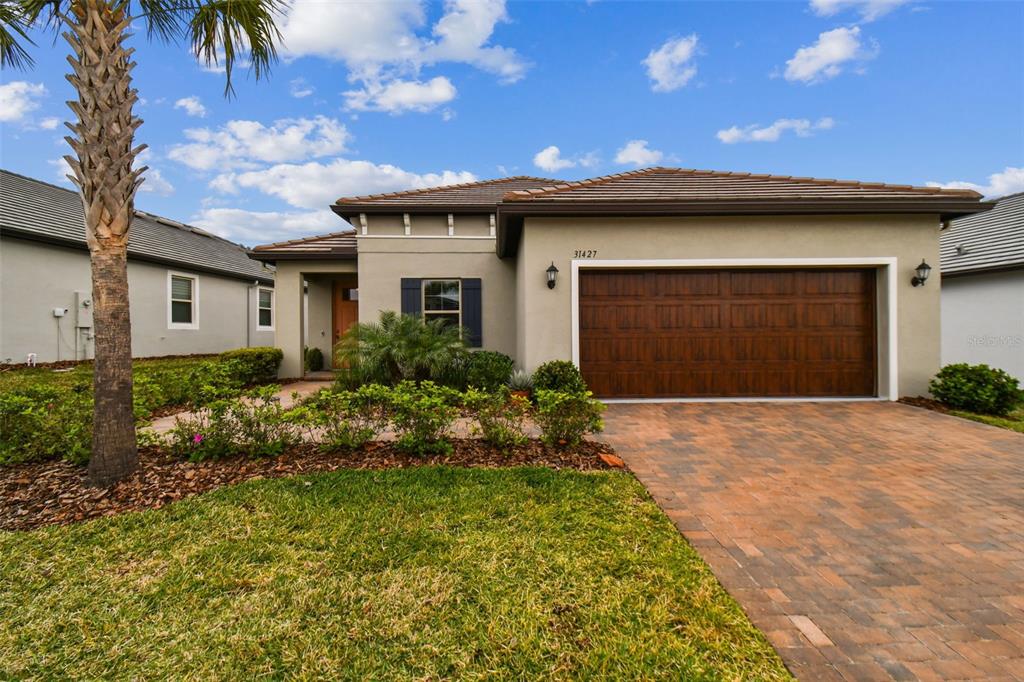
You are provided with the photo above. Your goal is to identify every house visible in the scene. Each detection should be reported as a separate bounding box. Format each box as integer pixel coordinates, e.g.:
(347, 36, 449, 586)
(0, 170, 275, 364)
(249, 168, 991, 399)
(940, 191, 1024, 380)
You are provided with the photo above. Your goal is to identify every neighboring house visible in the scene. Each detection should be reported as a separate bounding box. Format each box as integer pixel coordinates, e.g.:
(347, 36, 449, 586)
(940, 191, 1024, 380)
(0, 170, 275, 364)
(250, 168, 990, 399)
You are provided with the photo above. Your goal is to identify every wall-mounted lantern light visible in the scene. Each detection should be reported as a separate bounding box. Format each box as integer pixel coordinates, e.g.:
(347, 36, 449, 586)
(546, 262, 559, 289)
(911, 259, 932, 287)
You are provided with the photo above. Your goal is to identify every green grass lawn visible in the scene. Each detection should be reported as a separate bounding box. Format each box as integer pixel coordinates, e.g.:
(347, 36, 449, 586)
(950, 405, 1024, 433)
(0, 355, 213, 393)
(0, 467, 789, 680)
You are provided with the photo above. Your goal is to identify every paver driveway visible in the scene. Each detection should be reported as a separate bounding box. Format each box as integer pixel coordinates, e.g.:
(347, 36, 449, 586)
(601, 402, 1024, 681)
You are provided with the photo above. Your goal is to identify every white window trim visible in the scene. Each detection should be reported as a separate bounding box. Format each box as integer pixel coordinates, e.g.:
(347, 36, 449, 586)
(256, 286, 275, 331)
(422, 279, 462, 330)
(167, 270, 199, 330)
(569, 257, 899, 401)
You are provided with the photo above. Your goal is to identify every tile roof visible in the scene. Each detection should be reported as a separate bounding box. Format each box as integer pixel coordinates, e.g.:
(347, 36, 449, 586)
(502, 167, 985, 202)
(333, 176, 563, 209)
(1, 169, 273, 283)
(940, 191, 1024, 276)
(250, 230, 357, 260)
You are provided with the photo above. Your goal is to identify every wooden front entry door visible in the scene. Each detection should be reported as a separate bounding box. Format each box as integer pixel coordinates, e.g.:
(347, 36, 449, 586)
(579, 268, 877, 399)
(332, 282, 359, 345)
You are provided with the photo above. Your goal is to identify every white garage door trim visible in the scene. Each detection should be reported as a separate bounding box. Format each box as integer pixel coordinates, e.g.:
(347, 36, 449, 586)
(570, 257, 899, 402)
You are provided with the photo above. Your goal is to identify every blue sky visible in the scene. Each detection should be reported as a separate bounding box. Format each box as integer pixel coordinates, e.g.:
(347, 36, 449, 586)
(2, 0, 1022, 246)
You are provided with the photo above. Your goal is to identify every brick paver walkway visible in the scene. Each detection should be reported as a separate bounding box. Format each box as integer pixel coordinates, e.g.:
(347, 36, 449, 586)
(602, 402, 1024, 681)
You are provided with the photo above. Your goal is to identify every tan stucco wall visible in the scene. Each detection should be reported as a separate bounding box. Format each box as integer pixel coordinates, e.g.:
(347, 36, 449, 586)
(362, 213, 493, 237)
(0, 236, 274, 363)
(273, 260, 357, 377)
(516, 214, 943, 397)
(357, 236, 517, 358)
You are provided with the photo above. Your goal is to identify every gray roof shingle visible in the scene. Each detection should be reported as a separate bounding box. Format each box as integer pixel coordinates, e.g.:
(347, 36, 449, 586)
(941, 191, 1024, 276)
(1, 169, 273, 284)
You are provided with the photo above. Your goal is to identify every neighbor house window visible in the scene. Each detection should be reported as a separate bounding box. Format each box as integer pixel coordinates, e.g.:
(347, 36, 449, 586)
(422, 279, 461, 330)
(257, 287, 274, 329)
(168, 272, 198, 329)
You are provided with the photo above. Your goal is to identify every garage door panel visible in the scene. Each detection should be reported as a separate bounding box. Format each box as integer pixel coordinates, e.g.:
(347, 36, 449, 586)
(579, 268, 876, 398)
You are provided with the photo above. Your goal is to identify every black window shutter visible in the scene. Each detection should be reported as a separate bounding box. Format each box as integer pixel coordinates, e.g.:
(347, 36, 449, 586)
(462, 278, 482, 348)
(401, 278, 422, 316)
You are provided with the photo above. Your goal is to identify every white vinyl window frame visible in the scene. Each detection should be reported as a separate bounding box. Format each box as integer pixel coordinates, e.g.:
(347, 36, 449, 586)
(256, 286, 274, 331)
(167, 271, 199, 330)
(570, 257, 899, 402)
(421, 279, 462, 330)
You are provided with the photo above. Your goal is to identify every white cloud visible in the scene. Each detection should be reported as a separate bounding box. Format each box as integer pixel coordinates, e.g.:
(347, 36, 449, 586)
(278, 0, 527, 116)
(784, 27, 875, 84)
(614, 140, 664, 167)
(133, 150, 176, 196)
(643, 34, 700, 92)
(174, 96, 207, 118)
(289, 78, 315, 98)
(209, 158, 477, 209)
(927, 167, 1024, 199)
(717, 117, 835, 144)
(809, 0, 910, 22)
(38, 117, 61, 130)
(0, 81, 47, 123)
(192, 207, 341, 245)
(167, 116, 350, 171)
(532, 145, 598, 172)
(344, 76, 456, 114)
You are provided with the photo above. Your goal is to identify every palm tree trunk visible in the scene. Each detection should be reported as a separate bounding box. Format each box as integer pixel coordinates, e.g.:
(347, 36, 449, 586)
(62, 0, 146, 486)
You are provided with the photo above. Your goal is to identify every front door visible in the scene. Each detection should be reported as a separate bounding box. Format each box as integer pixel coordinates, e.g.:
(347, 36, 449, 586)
(332, 282, 359, 346)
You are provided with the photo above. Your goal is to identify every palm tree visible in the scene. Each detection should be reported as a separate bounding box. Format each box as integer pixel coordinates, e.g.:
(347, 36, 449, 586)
(1, 0, 283, 486)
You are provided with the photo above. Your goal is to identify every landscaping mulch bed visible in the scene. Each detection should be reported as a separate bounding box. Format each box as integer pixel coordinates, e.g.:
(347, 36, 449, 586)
(0, 440, 621, 532)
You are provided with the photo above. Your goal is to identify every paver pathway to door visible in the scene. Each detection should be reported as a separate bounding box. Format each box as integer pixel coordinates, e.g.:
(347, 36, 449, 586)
(601, 402, 1024, 681)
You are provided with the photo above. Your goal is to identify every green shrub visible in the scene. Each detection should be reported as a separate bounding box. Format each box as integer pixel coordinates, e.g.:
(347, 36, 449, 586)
(291, 384, 391, 451)
(168, 385, 297, 461)
(305, 346, 325, 372)
(464, 351, 514, 391)
(335, 311, 467, 385)
(218, 347, 283, 384)
(464, 386, 529, 449)
(387, 381, 461, 455)
(532, 360, 587, 394)
(534, 389, 605, 447)
(929, 363, 1023, 416)
(0, 385, 92, 465)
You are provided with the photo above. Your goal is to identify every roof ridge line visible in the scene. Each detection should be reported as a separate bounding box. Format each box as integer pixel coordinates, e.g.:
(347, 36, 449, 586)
(334, 176, 563, 205)
(501, 166, 983, 201)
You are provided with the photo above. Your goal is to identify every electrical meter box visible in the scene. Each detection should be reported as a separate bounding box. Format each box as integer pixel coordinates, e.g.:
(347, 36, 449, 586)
(75, 290, 93, 328)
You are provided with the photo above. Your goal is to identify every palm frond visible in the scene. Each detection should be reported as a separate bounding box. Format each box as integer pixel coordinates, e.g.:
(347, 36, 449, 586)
(0, 0, 37, 69)
(186, 0, 284, 97)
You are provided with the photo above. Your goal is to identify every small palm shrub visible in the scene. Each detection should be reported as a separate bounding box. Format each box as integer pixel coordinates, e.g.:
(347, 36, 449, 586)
(335, 311, 468, 386)
(534, 389, 605, 447)
(929, 363, 1023, 416)
(465, 351, 515, 391)
(532, 360, 587, 394)
(465, 386, 529, 449)
(290, 384, 391, 451)
(388, 381, 462, 455)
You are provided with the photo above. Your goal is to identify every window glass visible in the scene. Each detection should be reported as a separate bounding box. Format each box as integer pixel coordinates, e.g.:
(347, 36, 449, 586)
(258, 288, 273, 327)
(423, 280, 461, 330)
(171, 276, 193, 324)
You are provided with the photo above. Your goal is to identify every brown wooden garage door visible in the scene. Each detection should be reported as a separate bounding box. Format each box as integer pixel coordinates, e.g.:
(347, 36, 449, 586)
(579, 269, 877, 398)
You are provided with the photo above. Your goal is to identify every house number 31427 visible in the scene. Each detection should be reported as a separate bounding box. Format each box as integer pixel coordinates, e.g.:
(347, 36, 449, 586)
(573, 249, 598, 258)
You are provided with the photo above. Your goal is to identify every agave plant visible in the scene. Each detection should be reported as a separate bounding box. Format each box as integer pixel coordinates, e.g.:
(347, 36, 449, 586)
(508, 369, 534, 392)
(335, 311, 468, 385)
